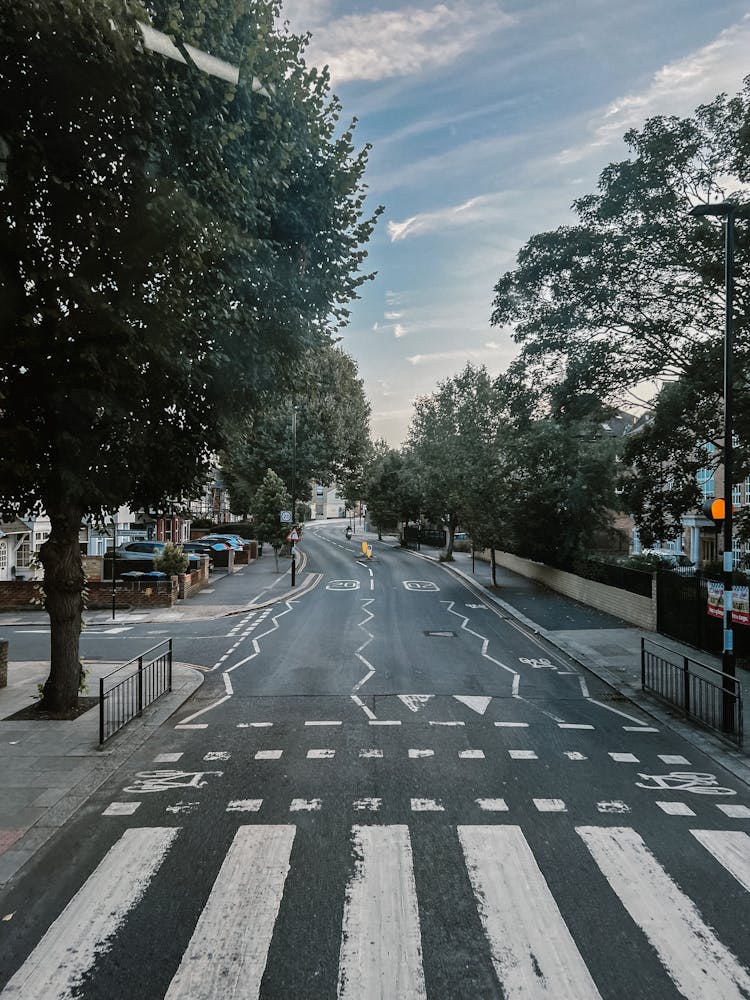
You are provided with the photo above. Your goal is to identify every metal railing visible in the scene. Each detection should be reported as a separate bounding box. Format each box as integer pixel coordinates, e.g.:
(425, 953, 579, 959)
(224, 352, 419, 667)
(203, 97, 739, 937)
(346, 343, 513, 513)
(99, 639, 173, 744)
(641, 636, 743, 748)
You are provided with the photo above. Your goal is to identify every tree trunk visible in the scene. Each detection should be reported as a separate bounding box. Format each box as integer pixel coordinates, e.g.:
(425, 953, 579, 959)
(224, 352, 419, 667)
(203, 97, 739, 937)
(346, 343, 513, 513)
(491, 546, 497, 587)
(445, 516, 456, 560)
(38, 504, 85, 714)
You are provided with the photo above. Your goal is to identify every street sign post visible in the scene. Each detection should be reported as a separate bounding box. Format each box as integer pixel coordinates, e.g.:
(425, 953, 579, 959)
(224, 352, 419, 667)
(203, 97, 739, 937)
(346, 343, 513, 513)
(288, 529, 299, 586)
(280, 510, 292, 523)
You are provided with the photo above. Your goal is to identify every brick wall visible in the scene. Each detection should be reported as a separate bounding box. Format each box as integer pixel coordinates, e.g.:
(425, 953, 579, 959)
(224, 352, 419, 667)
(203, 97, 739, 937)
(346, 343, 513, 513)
(178, 559, 209, 599)
(0, 580, 41, 611)
(83, 555, 104, 582)
(87, 579, 178, 609)
(478, 550, 657, 631)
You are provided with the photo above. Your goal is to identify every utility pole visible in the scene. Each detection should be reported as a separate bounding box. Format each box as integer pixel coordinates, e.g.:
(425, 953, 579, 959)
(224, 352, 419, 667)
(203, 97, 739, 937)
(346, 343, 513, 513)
(291, 405, 297, 588)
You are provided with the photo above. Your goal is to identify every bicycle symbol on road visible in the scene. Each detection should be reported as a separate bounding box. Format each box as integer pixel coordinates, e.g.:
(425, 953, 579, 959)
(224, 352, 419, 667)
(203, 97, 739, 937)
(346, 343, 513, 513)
(123, 770, 223, 794)
(519, 657, 555, 670)
(635, 772, 736, 796)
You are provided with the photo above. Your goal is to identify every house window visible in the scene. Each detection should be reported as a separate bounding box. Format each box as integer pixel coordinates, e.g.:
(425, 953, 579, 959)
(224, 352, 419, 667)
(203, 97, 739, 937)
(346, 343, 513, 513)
(697, 467, 714, 500)
(0, 541, 6, 571)
(733, 482, 742, 506)
(16, 540, 32, 568)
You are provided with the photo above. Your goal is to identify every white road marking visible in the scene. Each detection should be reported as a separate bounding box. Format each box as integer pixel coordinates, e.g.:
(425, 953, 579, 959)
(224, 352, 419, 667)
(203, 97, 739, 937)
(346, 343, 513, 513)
(2, 828, 177, 1000)
(403, 580, 440, 591)
(558, 723, 594, 730)
(351, 695, 377, 720)
(565, 751, 588, 760)
(338, 825, 426, 999)
(476, 798, 508, 811)
(495, 721, 529, 728)
(222, 672, 233, 695)
(609, 752, 639, 763)
(453, 695, 492, 716)
(177, 695, 231, 726)
(428, 720, 464, 727)
(623, 725, 659, 732)
(290, 798, 321, 812)
(659, 755, 690, 765)
(398, 694, 435, 713)
(656, 802, 696, 816)
(459, 750, 485, 759)
(717, 804, 750, 818)
(102, 802, 141, 816)
(353, 798, 382, 811)
(411, 798, 444, 811)
(154, 753, 183, 763)
(175, 723, 209, 730)
(508, 750, 538, 760)
(305, 720, 343, 727)
(164, 825, 294, 999)
(587, 699, 649, 725)
(690, 829, 750, 891)
(204, 752, 230, 761)
(596, 801, 630, 814)
(458, 825, 602, 999)
(307, 749, 335, 759)
(237, 722, 273, 729)
(533, 798, 567, 812)
(409, 749, 434, 759)
(255, 750, 283, 760)
(226, 800, 263, 812)
(578, 825, 750, 1000)
(369, 720, 401, 726)
(359, 749, 383, 758)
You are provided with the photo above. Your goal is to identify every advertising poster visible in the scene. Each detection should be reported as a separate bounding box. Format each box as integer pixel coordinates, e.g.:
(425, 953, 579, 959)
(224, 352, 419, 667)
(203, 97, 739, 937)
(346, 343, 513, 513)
(732, 585, 750, 626)
(707, 581, 724, 620)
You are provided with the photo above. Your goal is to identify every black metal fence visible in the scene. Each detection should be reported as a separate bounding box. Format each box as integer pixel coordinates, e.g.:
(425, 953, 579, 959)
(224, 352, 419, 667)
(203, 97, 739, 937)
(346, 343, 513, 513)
(403, 526, 446, 549)
(641, 636, 743, 748)
(572, 559, 654, 598)
(656, 569, 750, 663)
(99, 639, 173, 744)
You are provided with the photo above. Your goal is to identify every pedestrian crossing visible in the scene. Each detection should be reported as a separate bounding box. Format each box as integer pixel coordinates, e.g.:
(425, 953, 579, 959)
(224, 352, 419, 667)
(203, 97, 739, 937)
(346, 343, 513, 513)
(2, 823, 749, 999)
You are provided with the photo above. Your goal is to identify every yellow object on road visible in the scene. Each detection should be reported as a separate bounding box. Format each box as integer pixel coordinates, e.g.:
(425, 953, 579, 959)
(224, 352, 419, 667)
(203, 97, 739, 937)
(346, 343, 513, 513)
(361, 541, 368, 555)
(367, 545, 373, 559)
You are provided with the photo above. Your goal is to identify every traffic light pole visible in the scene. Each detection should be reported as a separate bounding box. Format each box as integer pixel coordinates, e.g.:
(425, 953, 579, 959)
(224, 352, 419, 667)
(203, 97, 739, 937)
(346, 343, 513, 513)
(721, 208, 735, 731)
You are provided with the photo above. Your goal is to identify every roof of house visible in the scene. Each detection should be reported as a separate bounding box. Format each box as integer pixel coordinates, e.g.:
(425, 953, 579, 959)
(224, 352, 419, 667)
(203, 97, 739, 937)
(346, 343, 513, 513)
(0, 519, 31, 537)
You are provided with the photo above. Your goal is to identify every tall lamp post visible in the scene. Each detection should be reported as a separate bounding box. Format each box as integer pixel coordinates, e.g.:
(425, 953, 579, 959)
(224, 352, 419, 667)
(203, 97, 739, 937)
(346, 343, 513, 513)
(689, 201, 741, 727)
(291, 405, 297, 588)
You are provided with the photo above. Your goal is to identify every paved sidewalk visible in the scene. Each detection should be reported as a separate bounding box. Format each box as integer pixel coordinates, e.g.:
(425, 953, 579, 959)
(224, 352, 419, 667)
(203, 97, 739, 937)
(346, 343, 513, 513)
(0, 659, 203, 886)
(0, 549, 319, 627)
(409, 546, 750, 786)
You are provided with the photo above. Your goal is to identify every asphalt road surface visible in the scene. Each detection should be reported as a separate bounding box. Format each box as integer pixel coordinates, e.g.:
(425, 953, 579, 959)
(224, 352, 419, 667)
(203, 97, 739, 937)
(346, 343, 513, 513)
(1, 522, 750, 999)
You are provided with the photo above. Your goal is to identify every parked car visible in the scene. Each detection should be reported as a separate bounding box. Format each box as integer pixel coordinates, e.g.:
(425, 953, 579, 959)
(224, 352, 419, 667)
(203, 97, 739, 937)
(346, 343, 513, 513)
(113, 540, 202, 569)
(196, 534, 244, 550)
(181, 542, 215, 572)
(642, 549, 696, 572)
(211, 533, 250, 547)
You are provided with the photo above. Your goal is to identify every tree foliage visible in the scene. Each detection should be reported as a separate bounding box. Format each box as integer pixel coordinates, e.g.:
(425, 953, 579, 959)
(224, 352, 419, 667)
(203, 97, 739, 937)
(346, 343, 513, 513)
(0, 0, 380, 711)
(251, 469, 292, 567)
(221, 341, 371, 514)
(491, 79, 750, 543)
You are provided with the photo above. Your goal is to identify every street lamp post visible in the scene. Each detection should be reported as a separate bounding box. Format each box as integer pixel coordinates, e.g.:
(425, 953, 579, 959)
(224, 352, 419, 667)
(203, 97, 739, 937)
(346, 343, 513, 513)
(291, 405, 297, 588)
(689, 201, 739, 729)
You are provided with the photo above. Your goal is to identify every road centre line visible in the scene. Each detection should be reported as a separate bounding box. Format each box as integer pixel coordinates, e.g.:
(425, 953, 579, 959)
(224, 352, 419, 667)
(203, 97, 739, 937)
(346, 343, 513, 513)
(351, 695, 377, 720)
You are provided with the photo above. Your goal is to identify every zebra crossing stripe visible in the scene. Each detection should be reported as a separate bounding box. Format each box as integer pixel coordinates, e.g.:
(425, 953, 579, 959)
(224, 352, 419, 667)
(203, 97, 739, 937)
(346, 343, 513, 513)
(164, 825, 295, 999)
(338, 825, 426, 999)
(577, 825, 750, 1000)
(690, 829, 750, 893)
(0, 827, 178, 1000)
(164, 826, 296, 1000)
(457, 825, 602, 999)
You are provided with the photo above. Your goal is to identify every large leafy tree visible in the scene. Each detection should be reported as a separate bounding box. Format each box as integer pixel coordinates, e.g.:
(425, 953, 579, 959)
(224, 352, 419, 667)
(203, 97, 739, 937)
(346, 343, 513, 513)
(407, 365, 506, 559)
(0, 0, 379, 711)
(491, 80, 750, 541)
(221, 341, 371, 514)
(251, 469, 292, 570)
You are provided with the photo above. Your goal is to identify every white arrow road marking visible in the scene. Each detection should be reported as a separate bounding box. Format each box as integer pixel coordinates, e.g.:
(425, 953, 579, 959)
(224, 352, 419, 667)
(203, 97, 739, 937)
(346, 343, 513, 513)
(458, 825, 602, 999)
(1, 828, 178, 1000)
(338, 825, 426, 999)
(165, 826, 295, 1000)
(578, 825, 750, 1000)
(453, 695, 492, 716)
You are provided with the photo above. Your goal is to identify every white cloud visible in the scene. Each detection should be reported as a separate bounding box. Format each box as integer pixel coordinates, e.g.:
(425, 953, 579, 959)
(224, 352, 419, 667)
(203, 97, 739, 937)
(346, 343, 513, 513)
(302, 2, 516, 83)
(394, 324, 408, 339)
(387, 192, 510, 242)
(406, 346, 501, 366)
(384, 311, 402, 320)
(557, 15, 750, 164)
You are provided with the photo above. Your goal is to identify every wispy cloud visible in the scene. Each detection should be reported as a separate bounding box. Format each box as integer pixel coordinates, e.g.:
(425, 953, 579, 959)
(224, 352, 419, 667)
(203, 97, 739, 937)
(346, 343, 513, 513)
(384, 311, 402, 320)
(387, 192, 510, 242)
(406, 345, 502, 366)
(557, 15, 750, 164)
(302, 2, 516, 83)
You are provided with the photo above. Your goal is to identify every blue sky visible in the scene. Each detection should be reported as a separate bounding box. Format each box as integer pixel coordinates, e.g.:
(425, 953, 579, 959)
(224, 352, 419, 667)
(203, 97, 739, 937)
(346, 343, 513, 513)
(281, 1, 750, 446)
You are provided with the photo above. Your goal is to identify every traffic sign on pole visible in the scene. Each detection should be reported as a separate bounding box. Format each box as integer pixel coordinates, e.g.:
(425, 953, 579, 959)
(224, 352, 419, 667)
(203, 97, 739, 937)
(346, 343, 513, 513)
(280, 510, 293, 523)
(288, 529, 300, 542)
